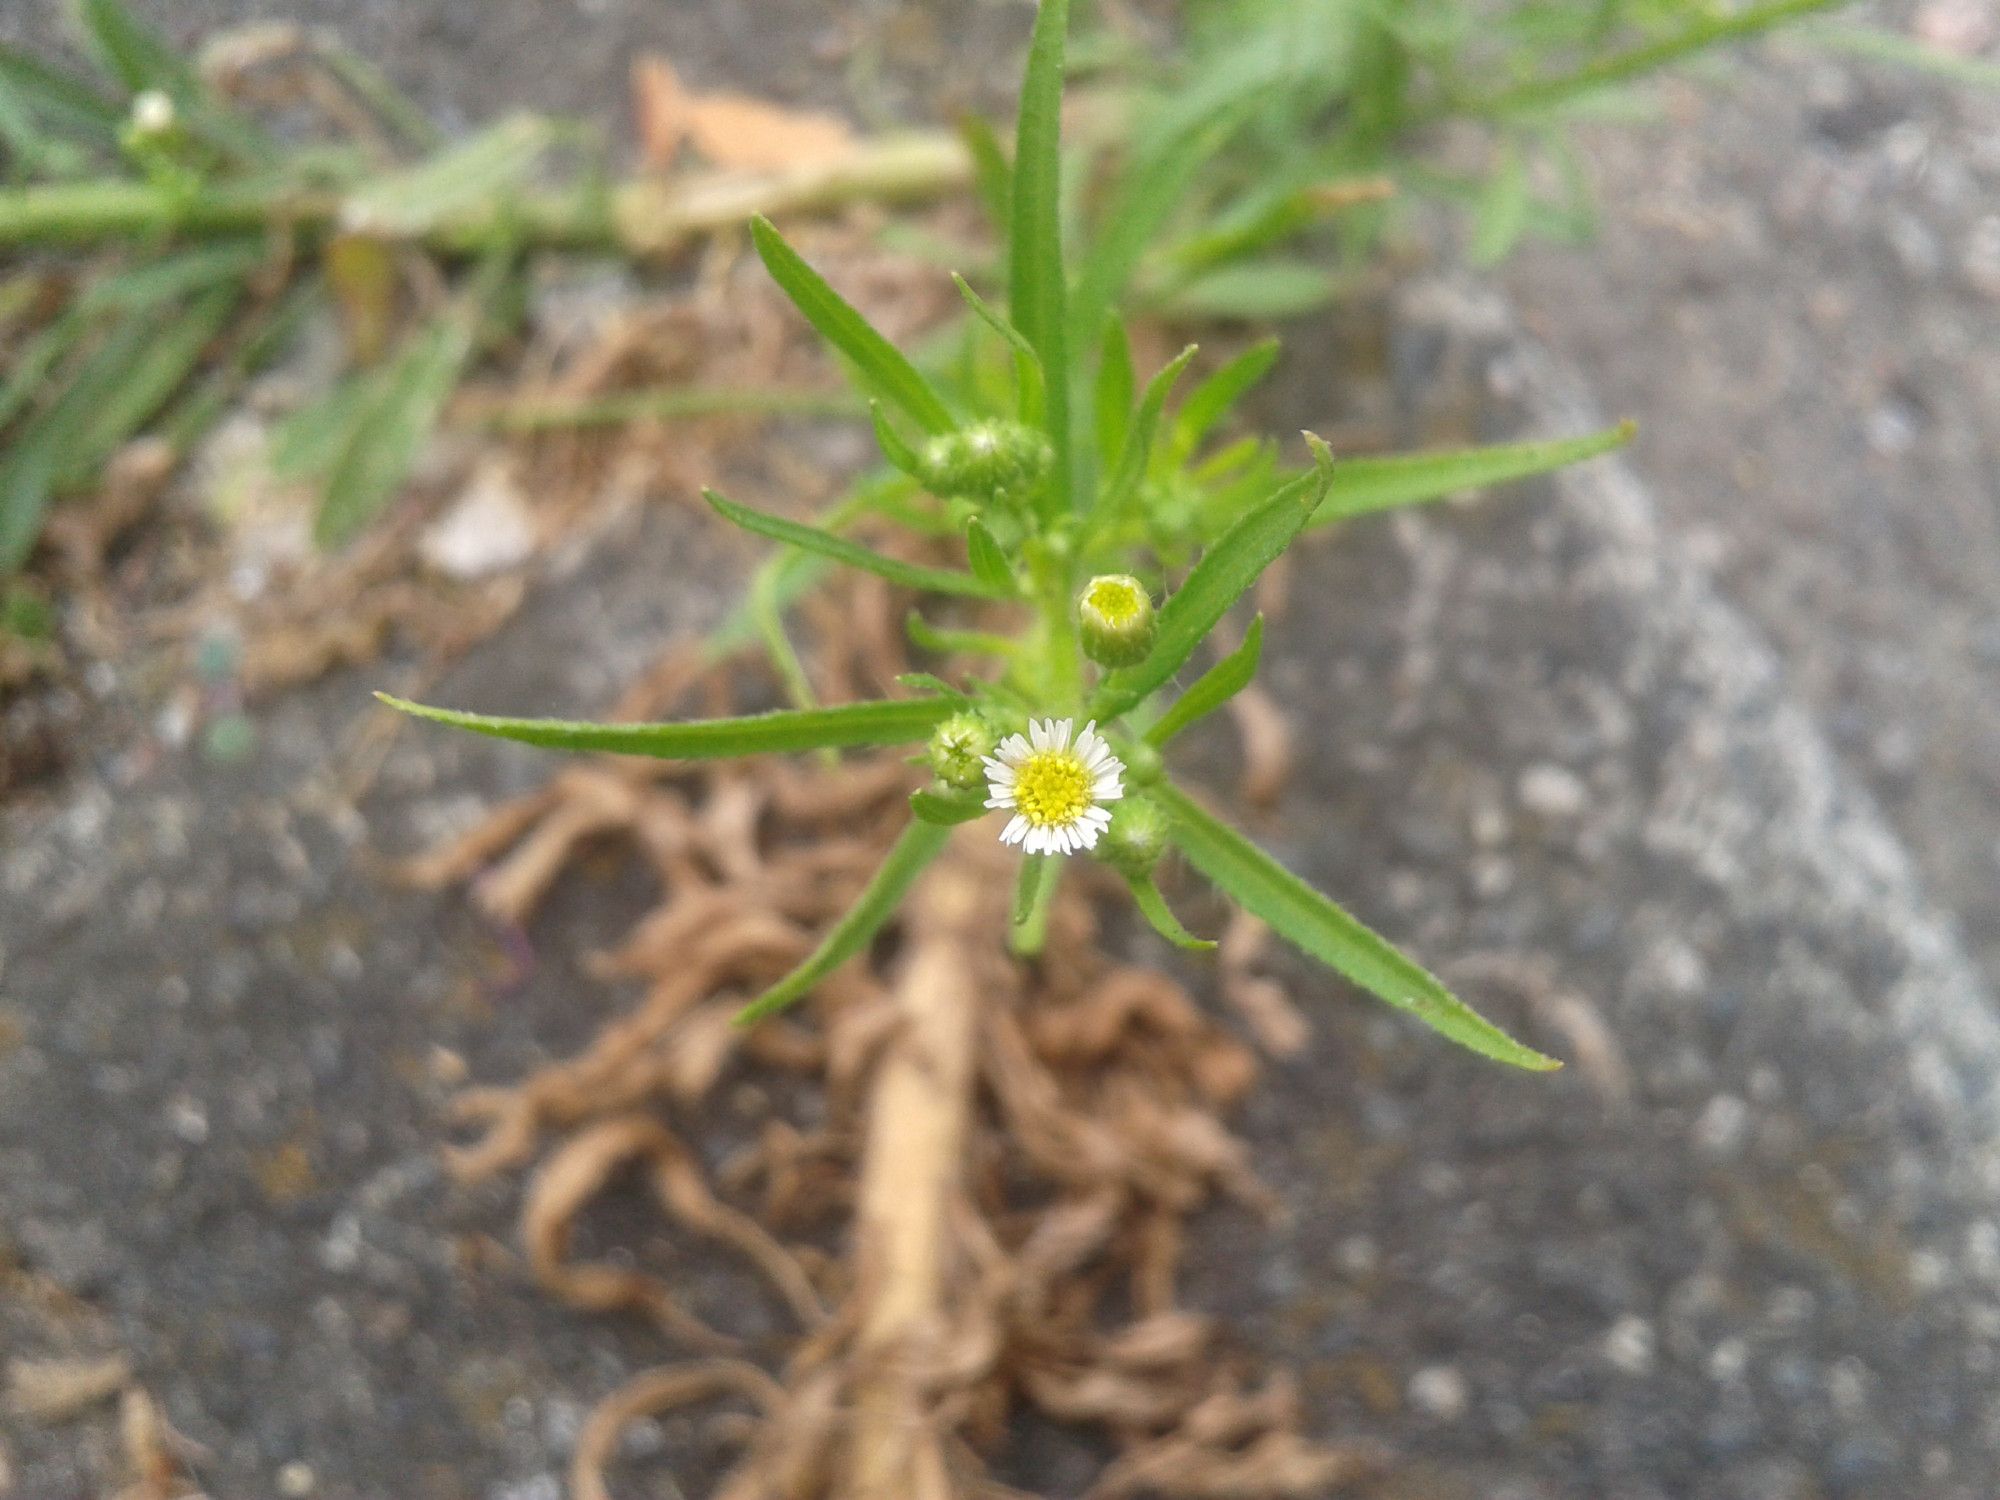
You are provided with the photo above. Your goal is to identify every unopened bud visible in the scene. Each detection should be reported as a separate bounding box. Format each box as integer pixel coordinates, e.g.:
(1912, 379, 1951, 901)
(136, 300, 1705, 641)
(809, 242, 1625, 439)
(920, 420, 1052, 508)
(1077, 574, 1156, 668)
(927, 712, 996, 791)
(1097, 794, 1170, 877)
(129, 90, 177, 138)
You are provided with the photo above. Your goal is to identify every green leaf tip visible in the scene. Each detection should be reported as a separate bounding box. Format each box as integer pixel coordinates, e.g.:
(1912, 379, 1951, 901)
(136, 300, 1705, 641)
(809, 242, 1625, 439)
(1156, 781, 1560, 1072)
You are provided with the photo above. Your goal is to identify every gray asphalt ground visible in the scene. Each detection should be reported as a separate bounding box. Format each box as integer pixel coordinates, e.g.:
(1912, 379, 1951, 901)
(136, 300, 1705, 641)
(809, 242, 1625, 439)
(4, 3, 1999, 1498)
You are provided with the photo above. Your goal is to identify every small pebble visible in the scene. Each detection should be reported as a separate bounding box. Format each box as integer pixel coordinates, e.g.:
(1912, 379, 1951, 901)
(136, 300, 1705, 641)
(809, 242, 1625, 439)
(1518, 764, 1588, 819)
(1408, 1365, 1469, 1420)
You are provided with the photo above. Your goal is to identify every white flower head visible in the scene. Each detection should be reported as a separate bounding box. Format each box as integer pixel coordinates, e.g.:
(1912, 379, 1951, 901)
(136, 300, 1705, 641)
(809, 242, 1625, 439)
(983, 717, 1125, 856)
(130, 89, 176, 137)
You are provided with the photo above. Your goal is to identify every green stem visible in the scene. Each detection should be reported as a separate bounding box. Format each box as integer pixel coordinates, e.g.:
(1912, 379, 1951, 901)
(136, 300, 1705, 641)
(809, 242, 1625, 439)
(1010, 854, 1061, 957)
(0, 132, 970, 256)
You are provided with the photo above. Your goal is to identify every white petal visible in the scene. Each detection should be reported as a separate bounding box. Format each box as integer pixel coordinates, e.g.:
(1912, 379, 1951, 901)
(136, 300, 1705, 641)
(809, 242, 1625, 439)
(1077, 823, 1101, 849)
(1052, 717, 1073, 749)
(1029, 719, 1051, 750)
(1002, 814, 1029, 845)
(985, 791, 1016, 808)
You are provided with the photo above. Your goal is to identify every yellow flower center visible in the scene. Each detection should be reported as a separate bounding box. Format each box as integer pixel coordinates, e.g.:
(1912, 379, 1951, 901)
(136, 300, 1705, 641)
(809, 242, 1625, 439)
(1084, 577, 1146, 627)
(1012, 750, 1094, 828)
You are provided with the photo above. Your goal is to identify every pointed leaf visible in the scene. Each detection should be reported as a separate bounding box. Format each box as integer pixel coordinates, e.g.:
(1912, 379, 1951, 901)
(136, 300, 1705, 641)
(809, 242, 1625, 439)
(907, 609, 1016, 660)
(1092, 439, 1332, 721)
(1126, 873, 1216, 951)
(1096, 343, 1196, 522)
(376, 691, 955, 760)
(1311, 422, 1635, 529)
(735, 819, 952, 1024)
(952, 271, 1045, 423)
(869, 401, 927, 478)
(965, 516, 1015, 594)
(751, 214, 955, 435)
(1157, 781, 1558, 1070)
(1008, 0, 1071, 516)
(1145, 615, 1262, 748)
(1169, 338, 1279, 465)
(705, 488, 1008, 600)
(0, 42, 121, 142)
(1010, 852, 1061, 956)
(911, 787, 989, 826)
(957, 111, 1012, 233)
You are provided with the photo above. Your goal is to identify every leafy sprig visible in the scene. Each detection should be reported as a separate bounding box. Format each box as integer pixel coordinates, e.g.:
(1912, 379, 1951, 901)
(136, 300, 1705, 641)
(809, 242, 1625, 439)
(383, 2, 1634, 1069)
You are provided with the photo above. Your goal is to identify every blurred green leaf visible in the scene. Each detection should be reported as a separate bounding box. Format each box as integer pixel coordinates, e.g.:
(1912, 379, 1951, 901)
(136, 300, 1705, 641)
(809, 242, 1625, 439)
(1008, 0, 1071, 517)
(911, 786, 990, 825)
(342, 115, 553, 237)
(735, 818, 953, 1024)
(1157, 780, 1559, 1069)
(952, 271, 1045, 425)
(1469, 140, 1532, 264)
(1168, 338, 1280, 465)
(1152, 259, 1347, 321)
(751, 214, 955, 436)
(1096, 342, 1197, 524)
(957, 111, 1012, 234)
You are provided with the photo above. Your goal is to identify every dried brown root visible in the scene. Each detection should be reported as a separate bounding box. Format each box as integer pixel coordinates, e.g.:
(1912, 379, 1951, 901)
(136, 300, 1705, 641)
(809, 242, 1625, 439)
(415, 592, 1375, 1498)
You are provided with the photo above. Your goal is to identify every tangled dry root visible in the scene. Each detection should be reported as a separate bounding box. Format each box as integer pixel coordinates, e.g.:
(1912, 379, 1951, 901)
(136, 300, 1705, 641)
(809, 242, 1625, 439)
(404, 597, 1379, 1499)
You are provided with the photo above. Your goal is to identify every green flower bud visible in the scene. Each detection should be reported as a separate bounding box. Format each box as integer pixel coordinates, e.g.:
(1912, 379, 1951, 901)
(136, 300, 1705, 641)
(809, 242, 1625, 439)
(920, 421, 1053, 508)
(927, 711, 996, 791)
(1097, 794, 1170, 878)
(1077, 574, 1157, 668)
(1119, 736, 1163, 787)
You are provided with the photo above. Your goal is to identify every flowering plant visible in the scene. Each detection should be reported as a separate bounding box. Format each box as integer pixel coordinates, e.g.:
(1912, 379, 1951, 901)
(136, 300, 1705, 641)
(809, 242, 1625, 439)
(382, 0, 1633, 1070)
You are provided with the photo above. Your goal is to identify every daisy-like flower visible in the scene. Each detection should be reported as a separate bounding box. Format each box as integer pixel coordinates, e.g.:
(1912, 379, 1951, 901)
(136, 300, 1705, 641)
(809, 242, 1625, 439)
(984, 718, 1125, 856)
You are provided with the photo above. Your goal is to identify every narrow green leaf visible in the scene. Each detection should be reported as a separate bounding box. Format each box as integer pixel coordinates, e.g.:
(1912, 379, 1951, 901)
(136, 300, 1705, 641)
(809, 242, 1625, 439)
(78, 240, 265, 312)
(1152, 260, 1345, 321)
(751, 214, 955, 435)
(1096, 343, 1197, 523)
(1469, 142, 1533, 266)
(342, 115, 553, 236)
(894, 672, 969, 703)
(1145, 615, 1262, 748)
(315, 255, 508, 548)
(1093, 441, 1332, 722)
(1010, 852, 1061, 956)
(0, 42, 122, 142)
(965, 516, 1014, 594)
(1125, 873, 1216, 951)
(907, 609, 1016, 660)
(1008, 0, 1071, 516)
(1094, 315, 1134, 465)
(1156, 781, 1559, 1070)
(1311, 422, 1635, 530)
(911, 786, 989, 825)
(1071, 102, 1249, 345)
(956, 111, 1012, 234)
(735, 819, 953, 1024)
(0, 304, 87, 432)
(376, 691, 955, 760)
(705, 489, 1008, 600)
(1169, 338, 1280, 465)
(60, 280, 238, 487)
(870, 401, 927, 479)
(952, 271, 1045, 424)
(1451, 0, 1841, 120)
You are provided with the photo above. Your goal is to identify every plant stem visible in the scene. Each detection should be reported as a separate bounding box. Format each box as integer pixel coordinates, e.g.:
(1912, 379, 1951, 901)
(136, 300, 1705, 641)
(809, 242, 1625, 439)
(0, 131, 971, 256)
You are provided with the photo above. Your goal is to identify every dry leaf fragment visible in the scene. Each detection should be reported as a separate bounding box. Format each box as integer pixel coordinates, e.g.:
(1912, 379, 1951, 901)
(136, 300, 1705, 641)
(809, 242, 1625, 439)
(6, 1352, 132, 1423)
(632, 54, 856, 174)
